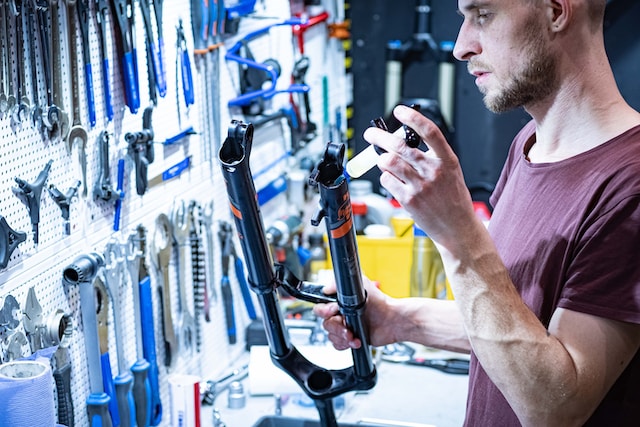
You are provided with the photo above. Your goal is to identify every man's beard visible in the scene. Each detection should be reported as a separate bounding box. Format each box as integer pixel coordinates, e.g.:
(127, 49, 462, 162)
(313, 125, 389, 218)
(477, 23, 558, 113)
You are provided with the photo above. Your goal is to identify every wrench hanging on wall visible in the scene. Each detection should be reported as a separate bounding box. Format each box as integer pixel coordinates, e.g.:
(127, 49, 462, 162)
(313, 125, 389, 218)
(95, 0, 114, 121)
(77, 0, 97, 127)
(112, 0, 140, 114)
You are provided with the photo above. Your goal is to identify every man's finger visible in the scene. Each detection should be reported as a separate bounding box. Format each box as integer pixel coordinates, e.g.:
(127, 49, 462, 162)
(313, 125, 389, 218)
(393, 104, 455, 161)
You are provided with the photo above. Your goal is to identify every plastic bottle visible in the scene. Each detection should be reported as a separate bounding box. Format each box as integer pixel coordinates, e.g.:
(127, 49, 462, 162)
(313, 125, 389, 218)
(351, 201, 370, 235)
(409, 225, 448, 299)
(349, 180, 395, 227)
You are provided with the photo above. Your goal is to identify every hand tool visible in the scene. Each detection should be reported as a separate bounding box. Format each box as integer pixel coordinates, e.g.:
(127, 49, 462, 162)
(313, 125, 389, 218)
(95, 0, 113, 120)
(152, 0, 166, 93)
(26, 0, 43, 129)
(139, 0, 165, 98)
(12, 159, 52, 245)
(67, 0, 90, 180)
(147, 156, 192, 188)
(188, 201, 207, 353)
(49, 0, 69, 142)
(162, 126, 195, 145)
(112, 0, 140, 113)
(23, 287, 45, 354)
(12, 1, 30, 126)
(0, 1, 8, 114)
(200, 364, 248, 406)
(34, 0, 59, 140)
(217, 221, 237, 344)
(176, 18, 194, 110)
(95, 275, 121, 426)
(4, 330, 30, 361)
(0, 215, 27, 270)
(113, 158, 126, 232)
(226, 223, 257, 320)
(126, 227, 158, 426)
(170, 200, 197, 359)
(63, 253, 113, 427)
(94, 131, 123, 203)
(48, 180, 82, 235)
(4, 1, 17, 119)
(201, 201, 217, 315)
(0, 294, 21, 331)
(76, 0, 96, 127)
(151, 213, 178, 367)
(125, 106, 155, 195)
(104, 240, 137, 427)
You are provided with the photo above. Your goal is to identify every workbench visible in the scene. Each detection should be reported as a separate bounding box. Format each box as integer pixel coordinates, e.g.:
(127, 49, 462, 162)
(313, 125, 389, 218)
(203, 346, 469, 427)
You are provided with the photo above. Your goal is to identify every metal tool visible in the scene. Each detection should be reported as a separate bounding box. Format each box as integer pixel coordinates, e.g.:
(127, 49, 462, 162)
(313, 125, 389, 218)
(95, 0, 113, 120)
(94, 131, 123, 203)
(151, 213, 178, 367)
(95, 274, 121, 426)
(112, 0, 139, 113)
(126, 227, 158, 426)
(67, 0, 90, 184)
(188, 201, 207, 352)
(104, 240, 137, 427)
(221, 220, 257, 321)
(0, 1, 8, 114)
(76, 0, 96, 127)
(125, 106, 155, 196)
(49, 0, 70, 142)
(48, 180, 82, 235)
(13, 159, 52, 245)
(12, 1, 30, 126)
(176, 19, 193, 113)
(26, 0, 43, 129)
(4, 2, 17, 121)
(34, 0, 60, 140)
(139, 0, 165, 99)
(170, 200, 197, 358)
(201, 201, 217, 313)
(0, 215, 27, 269)
(218, 221, 237, 344)
(152, 0, 166, 92)
(63, 253, 113, 427)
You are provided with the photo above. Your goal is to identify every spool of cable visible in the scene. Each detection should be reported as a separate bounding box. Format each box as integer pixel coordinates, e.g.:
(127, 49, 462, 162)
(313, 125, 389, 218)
(0, 360, 57, 426)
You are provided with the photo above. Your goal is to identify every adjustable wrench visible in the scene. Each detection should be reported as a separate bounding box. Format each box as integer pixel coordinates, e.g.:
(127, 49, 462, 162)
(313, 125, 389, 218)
(170, 200, 197, 360)
(151, 213, 178, 367)
(67, 0, 89, 184)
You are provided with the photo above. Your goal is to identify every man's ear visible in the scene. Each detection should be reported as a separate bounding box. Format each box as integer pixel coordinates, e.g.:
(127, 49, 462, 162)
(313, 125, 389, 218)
(546, 0, 572, 32)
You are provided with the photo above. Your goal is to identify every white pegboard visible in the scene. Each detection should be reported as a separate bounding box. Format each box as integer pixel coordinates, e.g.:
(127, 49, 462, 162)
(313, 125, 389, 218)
(0, 0, 349, 425)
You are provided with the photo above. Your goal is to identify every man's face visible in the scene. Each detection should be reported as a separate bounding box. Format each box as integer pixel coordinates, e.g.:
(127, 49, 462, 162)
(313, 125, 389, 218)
(454, 0, 559, 113)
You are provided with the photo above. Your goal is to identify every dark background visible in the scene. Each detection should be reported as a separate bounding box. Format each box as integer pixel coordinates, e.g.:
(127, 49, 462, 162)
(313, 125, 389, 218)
(348, 0, 640, 202)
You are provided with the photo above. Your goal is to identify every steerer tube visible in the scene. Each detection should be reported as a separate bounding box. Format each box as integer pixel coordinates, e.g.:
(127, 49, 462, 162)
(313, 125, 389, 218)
(219, 121, 376, 427)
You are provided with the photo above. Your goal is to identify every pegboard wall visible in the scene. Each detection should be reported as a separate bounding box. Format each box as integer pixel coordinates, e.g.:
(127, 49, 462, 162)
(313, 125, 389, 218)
(0, 0, 349, 425)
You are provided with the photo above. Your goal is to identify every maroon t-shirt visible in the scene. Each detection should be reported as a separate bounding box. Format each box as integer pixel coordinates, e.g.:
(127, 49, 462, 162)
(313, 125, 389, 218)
(464, 121, 640, 426)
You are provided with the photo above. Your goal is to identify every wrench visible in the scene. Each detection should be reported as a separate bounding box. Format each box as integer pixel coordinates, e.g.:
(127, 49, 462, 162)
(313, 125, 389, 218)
(5, 1, 18, 119)
(170, 200, 197, 360)
(0, 1, 7, 114)
(26, 0, 43, 129)
(104, 240, 136, 427)
(48, 0, 69, 142)
(201, 200, 217, 317)
(12, 1, 30, 125)
(151, 213, 178, 367)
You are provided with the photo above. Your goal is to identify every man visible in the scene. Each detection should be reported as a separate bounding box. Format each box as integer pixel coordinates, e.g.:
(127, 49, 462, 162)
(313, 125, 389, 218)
(314, 0, 640, 425)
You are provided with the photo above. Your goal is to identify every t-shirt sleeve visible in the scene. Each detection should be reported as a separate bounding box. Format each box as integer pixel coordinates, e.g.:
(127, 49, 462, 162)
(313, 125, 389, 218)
(559, 194, 640, 324)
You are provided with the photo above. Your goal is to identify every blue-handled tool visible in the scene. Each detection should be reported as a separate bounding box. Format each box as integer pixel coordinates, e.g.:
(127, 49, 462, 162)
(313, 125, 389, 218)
(233, 249, 257, 320)
(96, 276, 121, 426)
(63, 254, 113, 427)
(218, 221, 237, 344)
(152, 0, 167, 96)
(112, 0, 140, 113)
(177, 19, 194, 107)
(129, 226, 162, 426)
(95, 0, 113, 120)
(77, 0, 96, 126)
(139, 0, 166, 98)
(105, 240, 137, 427)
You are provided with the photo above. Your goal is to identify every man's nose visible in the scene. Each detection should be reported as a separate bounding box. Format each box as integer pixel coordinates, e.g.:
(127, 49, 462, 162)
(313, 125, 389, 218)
(453, 21, 480, 61)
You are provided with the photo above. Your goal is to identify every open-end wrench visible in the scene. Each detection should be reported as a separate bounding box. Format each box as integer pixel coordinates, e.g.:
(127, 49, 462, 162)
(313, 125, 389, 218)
(66, 0, 89, 199)
(47, 0, 69, 142)
(76, 0, 96, 127)
(13, 0, 30, 125)
(170, 200, 196, 360)
(95, 0, 113, 120)
(5, 1, 18, 120)
(0, 1, 7, 114)
(151, 213, 178, 367)
(104, 239, 136, 427)
(26, 0, 43, 129)
(34, 0, 58, 138)
(201, 200, 217, 319)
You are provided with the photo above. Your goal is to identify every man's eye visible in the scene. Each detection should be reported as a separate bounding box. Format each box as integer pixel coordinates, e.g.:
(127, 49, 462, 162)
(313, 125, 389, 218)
(476, 10, 492, 25)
